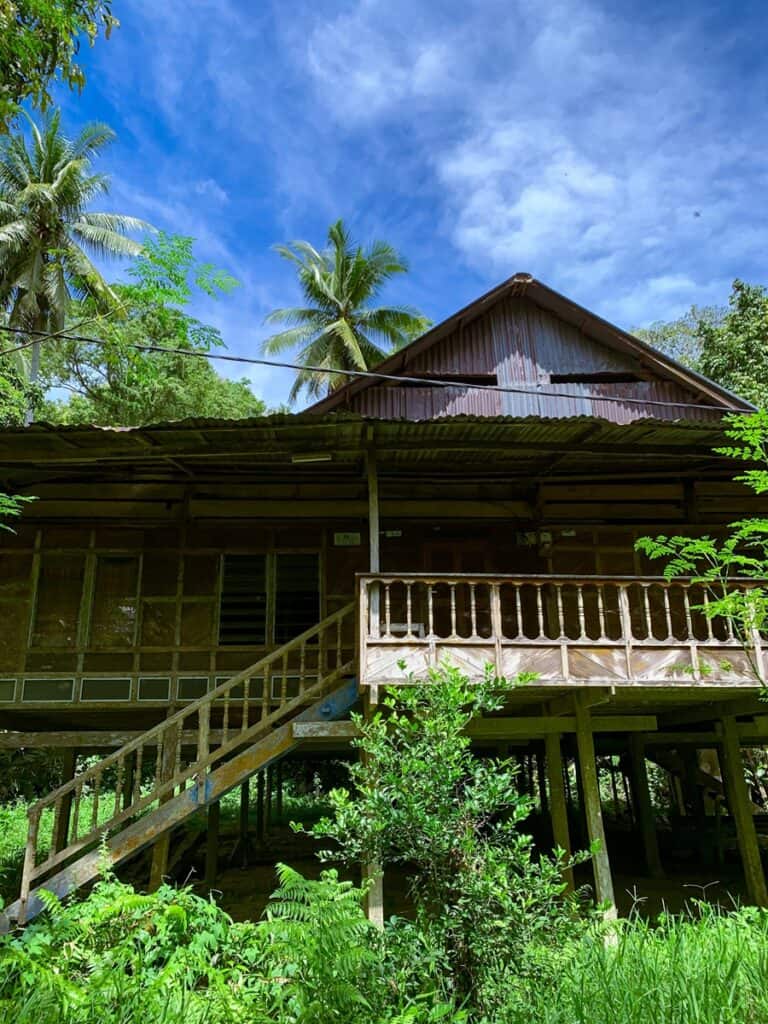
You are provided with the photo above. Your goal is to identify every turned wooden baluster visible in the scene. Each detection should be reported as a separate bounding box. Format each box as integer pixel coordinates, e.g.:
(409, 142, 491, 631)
(596, 585, 607, 640)
(113, 756, 124, 818)
(469, 582, 478, 638)
(299, 640, 307, 695)
(384, 583, 391, 638)
(90, 770, 101, 832)
(513, 584, 523, 639)
(642, 584, 652, 640)
(682, 586, 695, 640)
(702, 589, 716, 641)
(449, 583, 458, 638)
(576, 584, 587, 640)
(535, 584, 545, 640)
(427, 584, 434, 638)
(222, 691, 231, 744)
(241, 675, 250, 731)
(555, 584, 565, 640)
(280, 652, 289, 703)
(197, 703, 210, 764)
(662, 586, 673, 640)
(132, 746, 144, 805)
(406, 582, 413, 638)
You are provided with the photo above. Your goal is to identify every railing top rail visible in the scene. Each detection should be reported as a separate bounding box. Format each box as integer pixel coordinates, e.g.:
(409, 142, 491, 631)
(357, 572, 766, 586)
(28, 601, 355, 818)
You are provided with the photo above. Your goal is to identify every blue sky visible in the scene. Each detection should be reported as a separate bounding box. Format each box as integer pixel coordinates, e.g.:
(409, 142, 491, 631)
(56, 0, 768, 408)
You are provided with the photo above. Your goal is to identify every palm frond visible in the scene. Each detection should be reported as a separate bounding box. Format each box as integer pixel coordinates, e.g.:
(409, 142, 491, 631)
(77, 211, 154, 235)
(70, 222, 144, 259)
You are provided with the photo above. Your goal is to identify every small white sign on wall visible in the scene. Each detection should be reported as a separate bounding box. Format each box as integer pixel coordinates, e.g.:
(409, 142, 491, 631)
(334, 532, 362, 547)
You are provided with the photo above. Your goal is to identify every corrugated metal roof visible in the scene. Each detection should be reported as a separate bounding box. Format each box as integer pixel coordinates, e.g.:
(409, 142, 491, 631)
(308, 274, 754, 419)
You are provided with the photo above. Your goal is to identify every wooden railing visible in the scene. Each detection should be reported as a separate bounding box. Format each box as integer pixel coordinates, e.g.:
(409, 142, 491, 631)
(20, 604, 355, 911)
(358, 575, 765, 691)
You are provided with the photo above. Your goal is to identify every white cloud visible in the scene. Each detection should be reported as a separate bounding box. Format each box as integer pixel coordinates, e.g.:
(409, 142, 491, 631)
(194, 179, 229, 204)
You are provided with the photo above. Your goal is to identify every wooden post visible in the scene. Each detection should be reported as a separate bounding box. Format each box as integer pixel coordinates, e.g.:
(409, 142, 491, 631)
(536, 747, 548, 814)
(364, 447, 384, 925)
(149, 723, 179, 891)
(53, 748, 78, 854)
(229, 778, 252, 868)
(545, 732, 574, 892)
(575, 699, 616, 915)
(205, 800, 220, 887)
(367, 448, 380, 704)
(122, 751, 135, 812)
(720, 716, 768, 907)
(276, 761, 284, 823)
(265, 766, 273, 829)
(256, 769, 266, 842)
(628, 735, 663, 878)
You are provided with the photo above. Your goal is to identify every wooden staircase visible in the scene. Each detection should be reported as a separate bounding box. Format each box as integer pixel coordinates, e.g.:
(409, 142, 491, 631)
(1, 604, 357, 930)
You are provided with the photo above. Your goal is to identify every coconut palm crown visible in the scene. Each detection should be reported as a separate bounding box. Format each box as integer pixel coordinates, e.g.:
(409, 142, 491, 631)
(263, 219, 430, 403)
(0, 110, 152, 380)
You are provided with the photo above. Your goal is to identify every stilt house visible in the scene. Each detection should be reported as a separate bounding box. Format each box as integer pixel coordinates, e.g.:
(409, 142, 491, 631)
(1, 272, 766, 926)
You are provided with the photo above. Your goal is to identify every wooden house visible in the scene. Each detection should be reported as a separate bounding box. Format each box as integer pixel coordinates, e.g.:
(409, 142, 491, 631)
(1, 272, 766, 927)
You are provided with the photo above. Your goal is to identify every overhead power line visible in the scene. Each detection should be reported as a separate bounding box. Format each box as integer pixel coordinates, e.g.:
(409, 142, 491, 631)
(0, 321, 736, 414)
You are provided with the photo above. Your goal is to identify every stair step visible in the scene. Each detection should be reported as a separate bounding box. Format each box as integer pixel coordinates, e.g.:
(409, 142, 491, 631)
(1, 678, 357, 930)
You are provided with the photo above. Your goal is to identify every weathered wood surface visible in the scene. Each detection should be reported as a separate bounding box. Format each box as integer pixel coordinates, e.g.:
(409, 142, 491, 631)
(13, 605, 356, 919)
(359, 573, 765, 690)
(2, 678, 359, 930)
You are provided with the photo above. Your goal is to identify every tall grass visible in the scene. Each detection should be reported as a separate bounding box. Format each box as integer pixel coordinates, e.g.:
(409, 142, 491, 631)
(515, 905, 768, 1024)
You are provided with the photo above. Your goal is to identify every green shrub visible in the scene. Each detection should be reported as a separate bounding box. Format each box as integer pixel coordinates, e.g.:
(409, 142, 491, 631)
(506, 904, 768, 1024)
(302, 663, 587, 1016)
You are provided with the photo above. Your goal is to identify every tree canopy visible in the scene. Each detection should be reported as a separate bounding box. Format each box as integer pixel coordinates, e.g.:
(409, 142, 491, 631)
(0, 109, 149, 397)
(41, 233, 266, 425)
(0, 1, 117, 130)
(263, 219, 430, 403)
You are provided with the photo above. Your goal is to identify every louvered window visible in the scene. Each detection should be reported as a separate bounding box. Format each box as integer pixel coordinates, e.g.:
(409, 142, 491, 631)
(218, 555, 267, 645)
(217, 553, 320, 646)
(274, 554, 320, 643)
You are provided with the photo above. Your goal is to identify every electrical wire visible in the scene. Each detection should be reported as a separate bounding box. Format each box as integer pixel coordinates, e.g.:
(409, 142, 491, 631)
(0, 320, 737, 414)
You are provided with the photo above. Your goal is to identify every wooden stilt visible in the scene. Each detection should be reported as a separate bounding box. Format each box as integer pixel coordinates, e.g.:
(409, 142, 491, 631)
(276, 762, 284, 823)
(256, 769, 266, 843)
(229, 779, 252, 867)
(628, 735, 663, 878)
(575, 699, 616, 915)
(545, 732, 574, 892)
(122, 751, 134, 812)
(53, 749, 78, 854)
(149, 721, 179, 890)
(205, 800, 220, 887)
(265, 766, 273, 829)
(536, 747, 548, 814)
(720, 716, 768, 907)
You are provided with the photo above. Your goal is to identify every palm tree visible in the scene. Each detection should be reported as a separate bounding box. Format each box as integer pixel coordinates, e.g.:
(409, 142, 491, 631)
(0, 110, 152, 401)
(263, 219, 430, 402)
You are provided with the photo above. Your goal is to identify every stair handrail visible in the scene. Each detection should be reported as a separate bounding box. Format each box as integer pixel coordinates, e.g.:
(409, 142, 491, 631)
(22, 603, 355, 889)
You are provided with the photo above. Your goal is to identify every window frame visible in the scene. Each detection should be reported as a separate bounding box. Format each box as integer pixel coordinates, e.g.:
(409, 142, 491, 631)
(216, 550, 322, 647)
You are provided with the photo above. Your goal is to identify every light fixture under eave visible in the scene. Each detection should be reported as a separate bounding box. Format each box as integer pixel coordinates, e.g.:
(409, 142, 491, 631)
(291, 452, 333, 464)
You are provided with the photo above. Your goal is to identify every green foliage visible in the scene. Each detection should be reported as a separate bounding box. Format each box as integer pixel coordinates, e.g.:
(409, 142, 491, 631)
(510, 904, 768, 1024)
(263, 218, 430, 403)
(637, 411, 768, 686)
(698, 281, 768, 406)
(0, 109, 150, 339)
(0, 865, 446, 1024)
(303, 663, 585, 1015)
(0, 490, 34, 530)
(41, 232, 265, 425)
(0, 1, 117, 131)
(263, 863, 377, 1024)
(633, 304, 724, 370)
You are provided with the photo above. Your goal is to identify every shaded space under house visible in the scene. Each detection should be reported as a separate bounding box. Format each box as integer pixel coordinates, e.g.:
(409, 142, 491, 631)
(1, 272, 767, 928)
